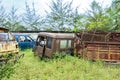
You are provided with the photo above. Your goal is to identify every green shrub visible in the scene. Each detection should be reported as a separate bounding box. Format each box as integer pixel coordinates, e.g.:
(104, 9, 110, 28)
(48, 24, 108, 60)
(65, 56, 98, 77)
(0, 53, 24, 80)
(53, 51, 67, 59)
(0, 61, 14, 79)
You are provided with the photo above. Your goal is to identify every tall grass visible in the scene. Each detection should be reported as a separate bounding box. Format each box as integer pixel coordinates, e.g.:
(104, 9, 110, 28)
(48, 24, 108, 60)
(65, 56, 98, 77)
(7, 49, 120, 80)
(0, 60, 15, 80)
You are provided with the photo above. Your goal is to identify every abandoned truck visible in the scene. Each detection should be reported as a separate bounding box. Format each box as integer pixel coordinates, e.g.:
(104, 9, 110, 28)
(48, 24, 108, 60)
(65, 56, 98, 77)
(13, 33, 35, 50)
(0, 27, 19, 63)
(33, 32, 74, 58)
(75, 31, 120, 62)
(33, 32, 120, 62)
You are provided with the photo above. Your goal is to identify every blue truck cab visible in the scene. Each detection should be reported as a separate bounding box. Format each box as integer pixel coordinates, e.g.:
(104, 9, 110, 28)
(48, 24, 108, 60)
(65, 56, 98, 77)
(13, 33, 35, 50)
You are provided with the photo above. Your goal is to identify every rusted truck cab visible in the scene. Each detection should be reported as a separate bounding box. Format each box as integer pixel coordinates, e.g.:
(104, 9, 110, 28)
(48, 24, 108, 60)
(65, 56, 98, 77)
(33, 32, 74, 58)
(0, 27, 19, 62)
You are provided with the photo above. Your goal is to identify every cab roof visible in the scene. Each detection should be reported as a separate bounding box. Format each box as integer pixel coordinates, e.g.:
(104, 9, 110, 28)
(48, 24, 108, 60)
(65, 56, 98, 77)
(38, 32, 74, 39)
(0, 27, 9, 32)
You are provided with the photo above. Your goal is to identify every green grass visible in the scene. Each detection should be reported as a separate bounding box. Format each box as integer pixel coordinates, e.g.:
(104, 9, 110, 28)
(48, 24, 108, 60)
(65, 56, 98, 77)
(6, 49, 120, 80)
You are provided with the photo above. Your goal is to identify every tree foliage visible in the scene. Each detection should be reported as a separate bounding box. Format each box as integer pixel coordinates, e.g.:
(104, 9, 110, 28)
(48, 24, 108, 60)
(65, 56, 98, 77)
(84, 1, 112, 31)
(0, 0, 120, 31)
(45, 0, 76, 31)
(4, 6, 26, 31)
(0, 0, 7, 27)
(22, 2, 42, 30)
(109, 0, 120, 31)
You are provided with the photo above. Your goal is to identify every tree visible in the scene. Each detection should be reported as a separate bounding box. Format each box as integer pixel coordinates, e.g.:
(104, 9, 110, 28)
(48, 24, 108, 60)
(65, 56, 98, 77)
(5, 6, 26, 31)
(22, 2, 42, 30)
(45, 0, 76, 31)
(0, 0, 7, 27)
(84, 0, 112, 31)
(72, 8, 85, 32)
(108, 0, 120, 31)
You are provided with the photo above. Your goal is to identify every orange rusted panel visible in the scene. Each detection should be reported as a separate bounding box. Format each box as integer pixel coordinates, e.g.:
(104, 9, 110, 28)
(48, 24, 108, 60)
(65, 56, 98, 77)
(75, 31, 120, 62)
(99, 53, 108, 59)
(110, 54, 120, 60)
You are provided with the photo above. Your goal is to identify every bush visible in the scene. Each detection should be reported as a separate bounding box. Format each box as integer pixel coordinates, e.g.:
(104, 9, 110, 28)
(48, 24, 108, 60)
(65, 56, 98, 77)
(0, 61, 15, 79)
(53, 51, 67, 59)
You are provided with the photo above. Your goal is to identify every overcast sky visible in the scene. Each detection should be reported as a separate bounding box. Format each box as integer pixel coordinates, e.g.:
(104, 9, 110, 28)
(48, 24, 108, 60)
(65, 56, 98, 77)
(1, 0, 112, 16)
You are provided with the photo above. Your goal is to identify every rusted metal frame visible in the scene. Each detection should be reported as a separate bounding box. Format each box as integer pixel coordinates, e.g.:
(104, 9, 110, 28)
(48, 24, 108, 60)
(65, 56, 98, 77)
(79, 32, 117, 42)
(97, 44, 100, 60)
(75, 33, 87, 58)
(105, 32, 111, 42)
(75, 31, 120, 62)
(86, 42, 120, 62)
(90, 30, 97, 42)
(108, 45, 110, 61)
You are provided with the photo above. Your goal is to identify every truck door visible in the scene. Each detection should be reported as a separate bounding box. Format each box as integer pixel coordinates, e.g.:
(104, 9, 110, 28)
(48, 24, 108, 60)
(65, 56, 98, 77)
(34, 36, 46, 57)
(44, 37, 53, 57)
(18, 35, 34, 50)
(25, 35, 35, 48)
(18, 35, 28, 50)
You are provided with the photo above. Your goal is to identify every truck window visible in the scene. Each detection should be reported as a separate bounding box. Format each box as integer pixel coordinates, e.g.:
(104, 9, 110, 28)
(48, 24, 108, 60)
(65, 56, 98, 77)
(37, 36, 46, 47)
(60, 40, 71, 48)
(19, 36, 26, 42)
(26, 36, 32, 42)
(46, 37, 52, 49)
(0, 34, 6, 41)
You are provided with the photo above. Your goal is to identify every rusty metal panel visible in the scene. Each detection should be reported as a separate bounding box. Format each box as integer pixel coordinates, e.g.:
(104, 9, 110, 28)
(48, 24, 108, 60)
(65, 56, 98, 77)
(84, 43, 120, 62)
(0, 41, 19, 53)
(76, 31, 120, 42)
(0, 27, 19, 62)
(75, 31, 120, 62)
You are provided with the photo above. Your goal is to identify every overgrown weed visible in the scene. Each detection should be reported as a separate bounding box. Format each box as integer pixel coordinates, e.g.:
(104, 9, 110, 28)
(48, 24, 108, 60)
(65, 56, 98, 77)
(8, 49, 120, 80)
